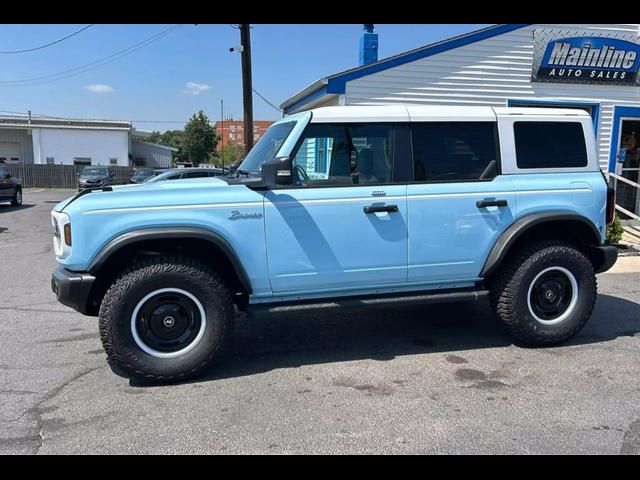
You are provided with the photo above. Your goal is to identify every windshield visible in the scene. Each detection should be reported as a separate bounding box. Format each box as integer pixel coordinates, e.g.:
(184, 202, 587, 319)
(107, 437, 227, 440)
(238, 121, 296, 173)
(133, 168, 154, 176)
(82, 167, 108, 176)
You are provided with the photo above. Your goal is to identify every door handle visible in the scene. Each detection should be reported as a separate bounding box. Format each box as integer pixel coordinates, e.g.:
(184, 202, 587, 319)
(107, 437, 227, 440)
(363, 204, 399, 214)
(476, 198, 508, 208)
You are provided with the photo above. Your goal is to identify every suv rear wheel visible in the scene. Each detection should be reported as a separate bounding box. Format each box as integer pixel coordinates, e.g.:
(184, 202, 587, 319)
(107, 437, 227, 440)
(489, 240, 597, 346)
(99, 256, 233, 382)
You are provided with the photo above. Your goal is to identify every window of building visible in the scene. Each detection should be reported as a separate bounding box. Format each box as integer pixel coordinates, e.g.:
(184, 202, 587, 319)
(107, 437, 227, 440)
(230, 125, 237, 132)
(229, 133, 236, 140)
(411, 122, 499, 182)
(73, 157, 92, 166)
(293, 124, 395, 185)
(46, 157, 55, 165)
(109, 158, 118, 165)
(514, 122, 587, 169)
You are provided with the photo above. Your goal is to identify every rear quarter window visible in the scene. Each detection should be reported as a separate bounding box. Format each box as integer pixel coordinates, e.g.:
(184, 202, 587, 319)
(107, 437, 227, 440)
(514, 122, 587, 169)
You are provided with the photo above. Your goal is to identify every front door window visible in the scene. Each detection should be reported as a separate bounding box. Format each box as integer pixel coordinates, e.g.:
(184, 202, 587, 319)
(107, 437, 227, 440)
(292, 124, 395, 186)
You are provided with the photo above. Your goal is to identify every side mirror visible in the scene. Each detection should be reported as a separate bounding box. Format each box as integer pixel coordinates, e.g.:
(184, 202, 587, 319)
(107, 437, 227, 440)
(261, 156, 293, 186)
(5, 173, 12, 179)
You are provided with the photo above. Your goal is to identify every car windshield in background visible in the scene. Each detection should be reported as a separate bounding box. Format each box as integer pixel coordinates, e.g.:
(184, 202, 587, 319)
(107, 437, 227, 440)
(238, 121, 296, 173)
(133, 168, 154, 176)
(145, 170, 179, 183)
(82, 167, 109, 176)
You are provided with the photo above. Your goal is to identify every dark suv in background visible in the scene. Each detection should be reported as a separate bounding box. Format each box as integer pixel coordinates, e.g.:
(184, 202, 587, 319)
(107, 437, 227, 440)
(78, 166, 113, 191)
(0, 166, 22, 206)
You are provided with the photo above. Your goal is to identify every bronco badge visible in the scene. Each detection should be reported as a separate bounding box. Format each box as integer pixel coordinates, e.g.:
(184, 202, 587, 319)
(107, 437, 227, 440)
(228, 210, 263, 220)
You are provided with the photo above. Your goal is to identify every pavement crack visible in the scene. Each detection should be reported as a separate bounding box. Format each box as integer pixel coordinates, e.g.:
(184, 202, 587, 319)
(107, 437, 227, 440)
(14, 366, 103, 454)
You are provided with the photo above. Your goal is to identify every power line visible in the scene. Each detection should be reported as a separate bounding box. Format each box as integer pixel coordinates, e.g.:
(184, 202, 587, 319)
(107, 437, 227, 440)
(0, 24, 95, 54)
(0, 24, 183, 87)
(253, 88, 281, 112)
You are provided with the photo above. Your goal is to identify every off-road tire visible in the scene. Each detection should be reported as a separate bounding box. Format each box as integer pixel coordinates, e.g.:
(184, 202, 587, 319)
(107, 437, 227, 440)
(489, 240, 597, 346)
(98, 255, 233, 382)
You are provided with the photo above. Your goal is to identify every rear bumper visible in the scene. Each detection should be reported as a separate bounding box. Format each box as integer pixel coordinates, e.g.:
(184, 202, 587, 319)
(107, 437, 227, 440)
(591, 245, 618, 274)
(51, 266, 96, 315)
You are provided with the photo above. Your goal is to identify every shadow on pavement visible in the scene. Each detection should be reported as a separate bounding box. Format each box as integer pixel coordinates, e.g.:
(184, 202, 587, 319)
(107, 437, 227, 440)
(0, 203, 36, 213)
(129, 293, 640, 387)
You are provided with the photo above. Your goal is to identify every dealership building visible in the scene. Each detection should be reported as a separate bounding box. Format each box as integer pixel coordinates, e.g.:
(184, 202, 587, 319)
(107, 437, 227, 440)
(281, 24, 640, 220)
(0, 115, 173, 168)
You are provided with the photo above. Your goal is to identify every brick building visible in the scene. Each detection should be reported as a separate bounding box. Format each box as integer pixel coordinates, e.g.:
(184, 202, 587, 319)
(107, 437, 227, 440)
(215, 120, 274, 150)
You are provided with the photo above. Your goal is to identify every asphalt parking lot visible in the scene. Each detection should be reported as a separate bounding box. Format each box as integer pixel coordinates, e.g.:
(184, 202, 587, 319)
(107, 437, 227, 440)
(1, 188, 640, 454)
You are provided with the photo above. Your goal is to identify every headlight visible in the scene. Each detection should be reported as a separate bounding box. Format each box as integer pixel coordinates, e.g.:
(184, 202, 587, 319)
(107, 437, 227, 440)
(51, 211, 72, 258)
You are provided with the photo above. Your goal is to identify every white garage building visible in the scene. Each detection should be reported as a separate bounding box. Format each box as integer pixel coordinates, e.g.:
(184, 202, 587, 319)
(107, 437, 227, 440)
(0, 115, 176, 169)
(281, 24, 640, 220)
(0, 115, 132, 166)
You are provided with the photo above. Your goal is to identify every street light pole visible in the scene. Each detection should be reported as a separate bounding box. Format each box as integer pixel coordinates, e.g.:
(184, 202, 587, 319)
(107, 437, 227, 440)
(220, 98, 225, 171)
(240, 24, 254, 156)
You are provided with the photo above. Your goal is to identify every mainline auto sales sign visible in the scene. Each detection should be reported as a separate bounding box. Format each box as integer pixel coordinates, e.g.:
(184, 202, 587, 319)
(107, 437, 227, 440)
(532, 30, 640, 86)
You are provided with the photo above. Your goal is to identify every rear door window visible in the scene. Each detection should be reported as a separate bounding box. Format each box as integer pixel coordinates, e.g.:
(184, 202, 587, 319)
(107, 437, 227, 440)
(183, 171, 209, 179)
(514, 122, 587, 169)
(411, 122, 499, 182)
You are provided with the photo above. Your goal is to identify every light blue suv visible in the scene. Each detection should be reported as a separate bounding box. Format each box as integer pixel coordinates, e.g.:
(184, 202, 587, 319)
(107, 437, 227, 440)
(51, 106, 618, 381)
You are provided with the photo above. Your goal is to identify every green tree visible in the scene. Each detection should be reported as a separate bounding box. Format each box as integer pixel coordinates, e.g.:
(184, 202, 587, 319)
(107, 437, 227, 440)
(216, 142, 244, 168)
(182, 110, 218, 165)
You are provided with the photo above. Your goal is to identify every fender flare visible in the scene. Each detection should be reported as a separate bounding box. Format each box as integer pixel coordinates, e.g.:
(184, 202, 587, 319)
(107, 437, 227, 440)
(87, 226, 252, 293)
(480, 212, 601, 278)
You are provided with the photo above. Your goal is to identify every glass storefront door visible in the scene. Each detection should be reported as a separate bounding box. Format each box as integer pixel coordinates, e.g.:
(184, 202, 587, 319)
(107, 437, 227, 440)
(615, 119, 640, 221)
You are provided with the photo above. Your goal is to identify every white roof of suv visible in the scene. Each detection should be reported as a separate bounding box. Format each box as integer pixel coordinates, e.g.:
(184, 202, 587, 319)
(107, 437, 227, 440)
(308, 105, 591, 123)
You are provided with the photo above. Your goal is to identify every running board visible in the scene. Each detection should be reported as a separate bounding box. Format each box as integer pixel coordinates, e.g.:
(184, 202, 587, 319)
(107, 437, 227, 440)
(246, 289, 489, 316)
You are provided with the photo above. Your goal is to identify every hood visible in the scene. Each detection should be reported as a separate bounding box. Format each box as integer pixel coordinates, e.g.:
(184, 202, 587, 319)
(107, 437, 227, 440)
(55, 177, 239, 214)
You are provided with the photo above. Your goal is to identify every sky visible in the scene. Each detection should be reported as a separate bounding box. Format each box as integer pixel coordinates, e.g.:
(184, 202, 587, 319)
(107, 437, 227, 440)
(0, 24, 489, 132)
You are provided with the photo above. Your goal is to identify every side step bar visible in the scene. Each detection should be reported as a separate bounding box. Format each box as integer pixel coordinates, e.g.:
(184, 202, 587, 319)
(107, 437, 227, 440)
(246, 289, 489, 316)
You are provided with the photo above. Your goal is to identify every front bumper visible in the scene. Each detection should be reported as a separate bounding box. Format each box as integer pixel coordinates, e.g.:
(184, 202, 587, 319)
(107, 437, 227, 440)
(51, 266, 96, 315)
(591, 245, 618, 274)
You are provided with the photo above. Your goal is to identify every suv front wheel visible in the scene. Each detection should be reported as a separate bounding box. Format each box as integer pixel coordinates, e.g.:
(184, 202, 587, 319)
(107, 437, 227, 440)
(489, 240, 597, 346)
(11, 188, 22, 206)
(99, 256, 234, 382)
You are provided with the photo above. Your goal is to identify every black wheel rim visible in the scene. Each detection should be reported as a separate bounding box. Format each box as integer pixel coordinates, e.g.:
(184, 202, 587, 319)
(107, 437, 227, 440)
(529, 270, 574, 321)
(134, 291, 203, 354)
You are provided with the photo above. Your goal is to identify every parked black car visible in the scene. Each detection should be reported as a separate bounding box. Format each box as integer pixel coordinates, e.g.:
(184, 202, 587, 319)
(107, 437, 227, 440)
(144, 167, 225, 183)
(130, 167, 156, 184)
(0, 166, 22, 206)
(78, 166, 113, 191)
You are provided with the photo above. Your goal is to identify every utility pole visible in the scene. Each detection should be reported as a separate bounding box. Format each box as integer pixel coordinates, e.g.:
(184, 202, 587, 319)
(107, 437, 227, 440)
(240, 24, 254, 155)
